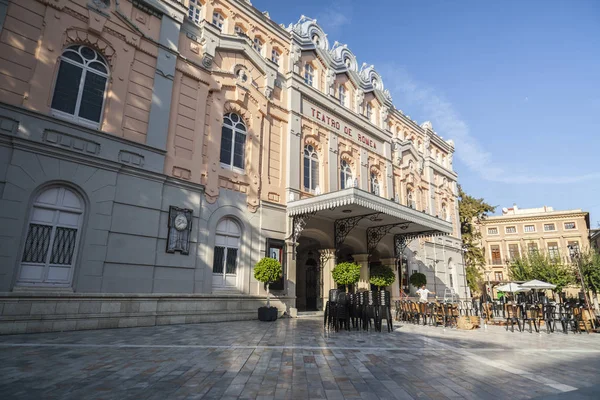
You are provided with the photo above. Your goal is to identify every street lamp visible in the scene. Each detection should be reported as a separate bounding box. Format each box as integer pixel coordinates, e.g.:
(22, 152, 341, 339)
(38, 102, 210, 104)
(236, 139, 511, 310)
(484, 269, 492, 323)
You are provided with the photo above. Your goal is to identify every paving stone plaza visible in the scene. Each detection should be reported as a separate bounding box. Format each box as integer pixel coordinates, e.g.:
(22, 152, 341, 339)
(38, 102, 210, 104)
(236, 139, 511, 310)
(1, 317, 599, 399)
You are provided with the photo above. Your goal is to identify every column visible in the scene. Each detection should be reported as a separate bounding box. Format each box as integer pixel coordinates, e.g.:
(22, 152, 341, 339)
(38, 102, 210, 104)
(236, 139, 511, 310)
(353, 253, 370, 291)
(381, 257, 400, 300)
(285, 239, 297, 311)
(319, 248, 336, 310)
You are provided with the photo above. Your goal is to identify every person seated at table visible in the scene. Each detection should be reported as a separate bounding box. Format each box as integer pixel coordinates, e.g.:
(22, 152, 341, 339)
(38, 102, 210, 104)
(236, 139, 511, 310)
(416, 285, 434, 303)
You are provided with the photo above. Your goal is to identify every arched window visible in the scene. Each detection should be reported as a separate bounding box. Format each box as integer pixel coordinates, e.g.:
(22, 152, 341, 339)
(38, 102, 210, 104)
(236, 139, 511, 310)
(303, 144, 319, 192)
(340, 159, 353, 189)
(253, 37, 263, 55)
(234, 24, 246, 36)
(271, 49, 280, 65)
(18, 186, 84, 287)
(441, 203, 448, 221)
(212, 11, 224, 30)
(339, 85, 346, 107)
(220, 113, 246, 171)
(51, 45, 109, 128)
(212, 218, 240, 289)
(407, 189, 415, 208)
(366, 103, 372, 120)
(187, 0, 202, 24)
(304, 63, 314, 87)
(370, 172, 380, 196)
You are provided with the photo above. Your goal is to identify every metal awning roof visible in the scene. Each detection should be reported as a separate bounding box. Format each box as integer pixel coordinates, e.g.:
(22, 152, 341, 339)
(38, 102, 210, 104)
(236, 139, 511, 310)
(288, 187, 453, 237)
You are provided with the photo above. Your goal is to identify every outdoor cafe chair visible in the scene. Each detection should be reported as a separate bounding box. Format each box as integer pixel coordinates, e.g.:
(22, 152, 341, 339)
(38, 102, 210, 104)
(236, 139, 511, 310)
(542, 303, 555, 333)
(557, 303, 578, 334)
(505, 303, 521, 332)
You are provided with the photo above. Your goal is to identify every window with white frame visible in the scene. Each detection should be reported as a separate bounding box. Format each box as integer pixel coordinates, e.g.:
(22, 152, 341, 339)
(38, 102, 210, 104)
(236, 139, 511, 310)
(271, 49, 280, 65)
(212, 11, 224, 30)
(18, 186, 84, 287)
(441, 203, 449, 221)
(234, 25, 246, 36)
(340, 159, 353, 189)
(370, 172, 380, 196)
(547, 242, 559, 260)
(212, 218, 240, 288)
(51, 45, 109, 128)
(505, 226, 517, 234)
(304, 63, 314, 86)
(187, 0, 202, 24)
(544, 223, 556, 231)
(528, 242, 539, 254)
(303, 145, 319, 191)
(524, 224, 535, 233)
(564, 222, 576, 230)
(508, 243, 520, 260)
(339, 85, 346, 107)
(488, 227, 499, 235)
(220, 113, 246, 171)
(366, 103, 372, 120)
(253, 37, 263, 55)
(407, 189, 415, 208)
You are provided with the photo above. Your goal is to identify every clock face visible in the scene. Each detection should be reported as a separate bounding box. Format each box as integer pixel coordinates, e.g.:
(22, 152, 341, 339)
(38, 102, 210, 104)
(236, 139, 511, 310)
(174, 214, 188, 231)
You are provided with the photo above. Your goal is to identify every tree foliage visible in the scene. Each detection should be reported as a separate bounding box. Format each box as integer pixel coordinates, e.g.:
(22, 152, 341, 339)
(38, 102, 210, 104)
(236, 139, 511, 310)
(466, 265, 483, 294)
(254, 257, 282, 284)
(457, 185, 495, 293)
(508, 251, 575, 293)
(369, 265, 396, 289)
(332, 262, 361, 289)
(579, 249, 600, 295)
(409, 272, 427, 288)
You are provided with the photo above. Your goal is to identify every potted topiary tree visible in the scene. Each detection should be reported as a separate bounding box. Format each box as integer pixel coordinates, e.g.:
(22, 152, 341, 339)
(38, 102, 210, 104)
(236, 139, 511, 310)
(331, 262, 361, 293)
(254, 257, 283, 321)
(409, 272, 427, 288)
(370, 265, 396, 291)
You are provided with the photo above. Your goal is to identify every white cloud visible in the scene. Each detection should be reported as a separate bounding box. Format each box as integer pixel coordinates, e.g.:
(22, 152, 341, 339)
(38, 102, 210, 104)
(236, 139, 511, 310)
(381, 66, 599, 185)
(315, 3, 351, 34)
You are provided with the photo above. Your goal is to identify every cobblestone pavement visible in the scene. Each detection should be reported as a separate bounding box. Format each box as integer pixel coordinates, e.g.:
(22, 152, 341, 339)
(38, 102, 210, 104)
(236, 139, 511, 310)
(0, 317, 599, 399)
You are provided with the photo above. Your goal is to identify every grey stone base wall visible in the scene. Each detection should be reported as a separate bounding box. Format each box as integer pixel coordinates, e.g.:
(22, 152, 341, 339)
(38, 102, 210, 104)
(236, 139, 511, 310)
(0, 293, 295, 335)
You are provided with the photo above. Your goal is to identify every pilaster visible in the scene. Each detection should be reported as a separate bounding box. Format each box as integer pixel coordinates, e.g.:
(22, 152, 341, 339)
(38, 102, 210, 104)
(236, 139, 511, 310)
(359, 149, 368, 191)
(352, 253, 370, 291)
(327, 132, 338, 192)
(380, 257, 399, 299)
(285, 240, 297, 309)
(146, 12, 182, 150)
(319, 248, 335, 310)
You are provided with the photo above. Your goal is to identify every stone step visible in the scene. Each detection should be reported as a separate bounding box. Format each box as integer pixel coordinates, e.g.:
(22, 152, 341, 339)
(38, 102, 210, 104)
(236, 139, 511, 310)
(297, 311, 324, 318)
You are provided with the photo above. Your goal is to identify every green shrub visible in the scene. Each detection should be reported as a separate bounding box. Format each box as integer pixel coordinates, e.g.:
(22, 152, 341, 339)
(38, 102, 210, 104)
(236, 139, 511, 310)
(369, 265, 396, 289)
(332, 262, 361, 292)
(409, 272, 427, 288)
(254, 257, 282, 307)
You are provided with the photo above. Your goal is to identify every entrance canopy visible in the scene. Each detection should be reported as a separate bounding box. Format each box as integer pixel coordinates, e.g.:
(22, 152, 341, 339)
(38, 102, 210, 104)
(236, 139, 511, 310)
(288, 188, 453, 258)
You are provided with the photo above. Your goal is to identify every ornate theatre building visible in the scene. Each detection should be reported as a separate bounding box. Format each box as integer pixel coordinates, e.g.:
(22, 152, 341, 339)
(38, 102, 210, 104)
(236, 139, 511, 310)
(0, 0, 465, 334)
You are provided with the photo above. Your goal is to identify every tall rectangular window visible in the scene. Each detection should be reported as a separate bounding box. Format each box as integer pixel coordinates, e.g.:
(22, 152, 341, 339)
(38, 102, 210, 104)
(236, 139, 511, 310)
(508, 244, 520, 261)
(528, 242, 539, 255)
(547, 242, 559, 260)
(494, 272, 503, 281)
(188, 0, 202, 24)
(491, 245, 502, 265)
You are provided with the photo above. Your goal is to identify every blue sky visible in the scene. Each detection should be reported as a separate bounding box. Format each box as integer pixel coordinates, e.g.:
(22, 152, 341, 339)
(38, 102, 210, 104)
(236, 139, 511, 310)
(253, 0, 600, 225)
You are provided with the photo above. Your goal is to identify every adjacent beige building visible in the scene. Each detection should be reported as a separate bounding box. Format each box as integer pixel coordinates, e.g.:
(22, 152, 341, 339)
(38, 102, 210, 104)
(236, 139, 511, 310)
(479, 204, 590, 282)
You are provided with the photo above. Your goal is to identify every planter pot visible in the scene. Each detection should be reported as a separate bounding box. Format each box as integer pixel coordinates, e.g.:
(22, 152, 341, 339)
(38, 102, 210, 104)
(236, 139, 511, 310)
(258, 306, 278, 321)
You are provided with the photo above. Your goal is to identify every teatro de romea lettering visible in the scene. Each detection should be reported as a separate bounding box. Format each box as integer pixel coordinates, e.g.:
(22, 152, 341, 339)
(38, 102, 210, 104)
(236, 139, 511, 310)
(0, 0, 465, 334)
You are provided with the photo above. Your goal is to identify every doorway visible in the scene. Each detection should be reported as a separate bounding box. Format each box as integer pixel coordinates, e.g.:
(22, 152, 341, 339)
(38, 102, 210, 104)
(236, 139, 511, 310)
(305, 258, 318, 311)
